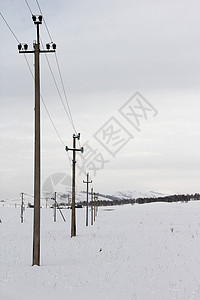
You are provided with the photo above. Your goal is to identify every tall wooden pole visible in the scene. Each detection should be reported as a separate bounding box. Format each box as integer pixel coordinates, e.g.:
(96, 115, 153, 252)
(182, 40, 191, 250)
(83, 173, 92, 226)
(18, 15, 56, 266)
(32, 22, 41, 266)
(20, 192, 24, 223)
(95, 194, 98, 217)
(91, 188, 93, 226)
(65, 133, 84, 237)
(94, 192, 96, 222)
(71, 135, 76, 237)
(54, 192, 57, 222)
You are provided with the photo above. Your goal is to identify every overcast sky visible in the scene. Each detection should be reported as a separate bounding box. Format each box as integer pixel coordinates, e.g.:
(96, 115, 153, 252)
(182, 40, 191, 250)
(1, 0, 200, 200)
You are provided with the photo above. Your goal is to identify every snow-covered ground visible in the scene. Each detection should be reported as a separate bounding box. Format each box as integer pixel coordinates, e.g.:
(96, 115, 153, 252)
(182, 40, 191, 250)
(1, 201, 200, 300)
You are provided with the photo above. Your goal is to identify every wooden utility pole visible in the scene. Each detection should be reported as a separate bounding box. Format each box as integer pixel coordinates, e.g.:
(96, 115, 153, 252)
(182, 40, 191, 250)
(96, 194, 98, 215)
(94, 192, 96, 222)
(83, 173, 92, 226)
(65, 133, 84, 237)
(18, 15, 56, 266)
(20, 192, 24, 223)
(95, 194, 98, 217)
(94, 192, 98, 221)
(53, 192, 57, 222)
(91, 188, 93, 226)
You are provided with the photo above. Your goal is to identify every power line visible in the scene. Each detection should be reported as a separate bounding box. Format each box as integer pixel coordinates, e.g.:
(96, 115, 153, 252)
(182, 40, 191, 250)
(23, 54, 66, 147)
(22, 6, 73, 166)
(24, 192, 34, 198)
(24, 52, 72, 163)
(0, 12, 20, 43)
(42, 99, 66, 147)
(35, 0, 53, 42)
(25, 0, 33, 15)
(22, 38, 71, 161)
(23, 192, 55, 200)
(25, 0, 78, 136)
(33, 0, 85, 170)
(54, 53, 83, 153)
(1, 11, 86, 203)
(54, 53, 77, 133)
(1, 12, 67, 150)
(2, 7, 86, 178)
(1, 9, 81, 160)
(34, 0, 78, 134)
(40, 40, 73, 126)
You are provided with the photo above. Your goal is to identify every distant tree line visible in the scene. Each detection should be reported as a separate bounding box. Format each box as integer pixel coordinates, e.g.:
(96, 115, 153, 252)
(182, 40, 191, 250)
(78, 193, 200, 207)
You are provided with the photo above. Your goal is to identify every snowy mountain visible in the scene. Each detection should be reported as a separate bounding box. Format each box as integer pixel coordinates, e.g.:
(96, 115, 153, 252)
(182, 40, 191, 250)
(112, 190, 173, 200)
(1, 189, 175, 207)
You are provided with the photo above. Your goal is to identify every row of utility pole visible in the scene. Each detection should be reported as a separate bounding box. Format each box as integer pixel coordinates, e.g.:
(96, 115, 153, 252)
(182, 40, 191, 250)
(18, 15, 100, 267)
(57, 169, 99, 233)
(20, 186, 99, 226)
(50, 185, 99, 229)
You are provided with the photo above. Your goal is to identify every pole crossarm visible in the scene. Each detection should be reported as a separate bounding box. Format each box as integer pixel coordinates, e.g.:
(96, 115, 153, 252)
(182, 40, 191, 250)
(19, 50, 55, 54)
(83, 179, 93, 184)
(19, 50, 34, 54)
(65, 146, 84, 152)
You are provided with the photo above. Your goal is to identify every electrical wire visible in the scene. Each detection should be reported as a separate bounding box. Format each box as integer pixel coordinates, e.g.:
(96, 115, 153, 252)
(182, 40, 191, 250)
(1, 12, 67, 151)
(25, 0, 33, 15)
(23, 192, 34, 198)
(33, 0, 85, 170)
(23, 1, 74, 167)
(35, 0, 53, 42)
(23, 192, 53, 200)
(1, 6, 83, 160)
(54, 53, 77, 134)
(1, 11, 87, 198)
(34, 0, 78, 135)
(23, 55, 66, 147)
(2, 3, 87, 181)
(40, 40, 73, 126)
(25, 0, 79, 142)
(22, 39, 71, 161)
(0, 12, 20, 43)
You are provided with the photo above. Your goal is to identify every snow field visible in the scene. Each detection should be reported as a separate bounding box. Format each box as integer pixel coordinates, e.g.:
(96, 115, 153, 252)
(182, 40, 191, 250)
(1, 202, 200, 300)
